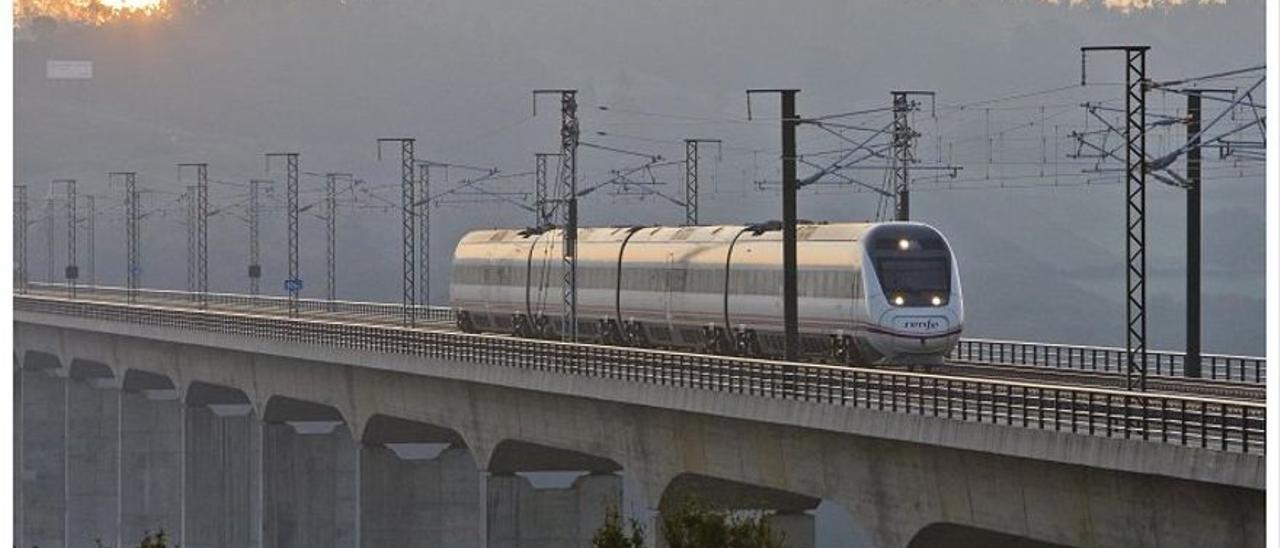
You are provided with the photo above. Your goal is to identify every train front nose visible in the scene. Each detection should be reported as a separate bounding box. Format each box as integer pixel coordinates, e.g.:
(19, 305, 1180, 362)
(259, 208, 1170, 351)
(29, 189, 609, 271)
(862, 223, 962, 364)
(880, 309, 962, 358)
(871, 310, 961, 362)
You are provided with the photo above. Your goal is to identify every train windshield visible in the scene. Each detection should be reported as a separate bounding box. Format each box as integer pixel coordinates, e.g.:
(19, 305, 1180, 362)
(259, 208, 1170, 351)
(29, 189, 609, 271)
(875, 258, 950, 294)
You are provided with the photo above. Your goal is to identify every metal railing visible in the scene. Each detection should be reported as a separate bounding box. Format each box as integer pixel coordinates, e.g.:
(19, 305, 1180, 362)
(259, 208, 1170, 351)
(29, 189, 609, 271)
(16, 294, 1265, 455)
(951, 338, 1265, 384)
(27, 282, 453, 323)
(27, 283, 1266, 384)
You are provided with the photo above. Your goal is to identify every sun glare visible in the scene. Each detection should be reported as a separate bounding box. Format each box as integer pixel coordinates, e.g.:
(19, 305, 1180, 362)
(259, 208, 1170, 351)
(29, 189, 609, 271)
(1043, 0, 1227, 12)
(100, 0, 164, 8)
(15, 0, 170, 26)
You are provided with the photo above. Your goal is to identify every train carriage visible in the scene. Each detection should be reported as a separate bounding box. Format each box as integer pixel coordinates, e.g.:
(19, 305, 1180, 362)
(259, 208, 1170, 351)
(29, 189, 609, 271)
(451, 221, 963, 364)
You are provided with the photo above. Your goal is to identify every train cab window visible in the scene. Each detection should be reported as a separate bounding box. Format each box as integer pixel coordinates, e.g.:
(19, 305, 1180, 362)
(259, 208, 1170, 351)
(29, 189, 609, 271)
(873, 258, 950, 306)
(868, 226, 952, 307)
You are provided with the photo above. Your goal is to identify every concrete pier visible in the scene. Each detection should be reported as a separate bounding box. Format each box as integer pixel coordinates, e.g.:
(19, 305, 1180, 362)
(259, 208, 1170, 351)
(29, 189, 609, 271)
(767, 512, 815, 548)
(19, 366, 66, 548)
(13, 369, 20, 547)
(184, 402, 262, 548)
(65, 374, 121, 548)
(120, 385, 185, 543)
(487, 472, 622, 548)
(262, 421, 359, 548)
(359, 444, 482, 547)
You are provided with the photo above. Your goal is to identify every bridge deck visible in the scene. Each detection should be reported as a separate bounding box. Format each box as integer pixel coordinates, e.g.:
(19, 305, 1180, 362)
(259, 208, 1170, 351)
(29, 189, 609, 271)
(14, 288, 1266, 457)
(21, 283, 1265, 398)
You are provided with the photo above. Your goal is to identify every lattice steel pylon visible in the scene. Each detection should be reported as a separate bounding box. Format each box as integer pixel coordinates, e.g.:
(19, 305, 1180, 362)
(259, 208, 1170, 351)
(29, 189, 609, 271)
(84, 194, 95, 288)
(534, 153, 558, 227)
(185, 185, 196, 296)
(324, 173, 351, 306)
(416, 165, 430, 306)
(890, 91, 934, 221)
(377, 138, 416, 325)
(110, 172, 140, 302)
(179, 164, 209, 307)
(52, 179, 77, 297)
(534, 89, 580, 341)
(45, 195, 55, 283)
(266, 153, 301, 317)
(248, 179, 270, 296)
(1082, 45, 1150, 391)
(15, 185, 28, 293)
(683, 139, 721, 226)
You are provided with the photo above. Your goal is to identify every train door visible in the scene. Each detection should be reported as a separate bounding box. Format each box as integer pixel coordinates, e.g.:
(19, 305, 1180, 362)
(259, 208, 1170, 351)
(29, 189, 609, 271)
(661, 251, 685, 345)
(529, 234, 556, 323)
(481, 247, 497, 326)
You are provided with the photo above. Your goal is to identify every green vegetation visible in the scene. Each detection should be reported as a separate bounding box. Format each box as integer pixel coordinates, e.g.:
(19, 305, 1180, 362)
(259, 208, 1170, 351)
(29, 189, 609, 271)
(593, 498, 788, 548)
(591, 505, 646, 548)
(88, 529, 176, 548)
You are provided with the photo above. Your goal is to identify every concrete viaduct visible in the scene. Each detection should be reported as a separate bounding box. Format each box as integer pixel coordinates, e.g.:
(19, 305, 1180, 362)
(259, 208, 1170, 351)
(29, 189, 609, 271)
(14, 303, 1264, 548)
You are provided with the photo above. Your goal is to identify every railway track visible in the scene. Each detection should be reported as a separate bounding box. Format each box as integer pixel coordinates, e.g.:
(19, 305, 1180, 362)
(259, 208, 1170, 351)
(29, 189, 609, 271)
(24, 284, 1265, 401)
(935, 361, 1265, 401)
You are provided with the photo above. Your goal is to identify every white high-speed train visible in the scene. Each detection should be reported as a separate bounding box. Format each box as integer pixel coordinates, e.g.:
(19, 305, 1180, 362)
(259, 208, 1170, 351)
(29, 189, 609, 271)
(450, 221, 963, 364)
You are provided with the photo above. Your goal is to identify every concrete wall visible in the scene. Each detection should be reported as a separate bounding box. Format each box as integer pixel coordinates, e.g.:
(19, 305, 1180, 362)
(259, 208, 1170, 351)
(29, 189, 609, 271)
(488, 473, 621, 548)
(184, 403, 262, 548)
(14, 317, 1268, 548)
(19, 366, 66, 548)
(359, 444, 482, 547)
(66, 376, 120, 548)
(120, 388, 184, 542)
(262, 421, 358, 548)
(13, 369, 21, 547)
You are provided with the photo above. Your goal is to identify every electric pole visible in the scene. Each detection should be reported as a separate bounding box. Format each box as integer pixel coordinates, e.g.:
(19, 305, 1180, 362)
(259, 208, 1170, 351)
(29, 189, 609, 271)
(110, 172, 140, 303)
(1185, 91, 1202, 379)
(747, 89, 800, 361)
(83, 194, 95, 288)
(15, 185, 28, 293)
(179, 163, 209, 307)
(534, 153, 558, 227)
(377, 138, 416, 326)
(266, 153, 301, 317)
(534, 89, 580, 341)
(248, 179, 270, 296)
(51, 179, 77, 297)
(185, 185, 196, 296)
(414, 163, 432, 306)
(890, 91, 935, 221)
(45, 193, 55, 283)
(683, 139, 721, 225)
(324, 173, 351, 305)
(1082, 45, 1150, 391)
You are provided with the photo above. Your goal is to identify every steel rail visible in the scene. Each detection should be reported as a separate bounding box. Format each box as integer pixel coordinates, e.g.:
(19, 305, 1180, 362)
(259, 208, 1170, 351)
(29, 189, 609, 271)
(25, 282, 1265, 384)
(952, 338, 1265, 384)
(15, 292, 1265, 455)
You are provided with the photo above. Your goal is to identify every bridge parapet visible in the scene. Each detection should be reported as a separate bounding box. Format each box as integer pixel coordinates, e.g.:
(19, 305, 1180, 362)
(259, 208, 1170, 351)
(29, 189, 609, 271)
(15, 294, 1266, 464)
(952, 338, 1265, 384)
(27, 282, 1265, 384)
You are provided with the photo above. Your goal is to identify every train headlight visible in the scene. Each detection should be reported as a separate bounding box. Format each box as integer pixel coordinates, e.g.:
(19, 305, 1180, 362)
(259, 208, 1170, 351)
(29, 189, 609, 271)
(931, 296, 942, 306)
(892, 295, 905, 306)
(898, 239, 911, 251)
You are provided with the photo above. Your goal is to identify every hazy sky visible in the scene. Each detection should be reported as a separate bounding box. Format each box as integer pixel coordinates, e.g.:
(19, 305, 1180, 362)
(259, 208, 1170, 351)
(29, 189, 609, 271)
(13, 0, 1268, 354)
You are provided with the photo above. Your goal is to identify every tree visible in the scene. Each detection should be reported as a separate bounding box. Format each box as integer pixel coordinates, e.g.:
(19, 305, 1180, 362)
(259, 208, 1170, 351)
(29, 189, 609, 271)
(660, 498, 786, 548)
(91, 529, 177, 548)
(592, 497, 788, 548)
(137, 530, 174, 548)
(592, 504, 646, 548)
